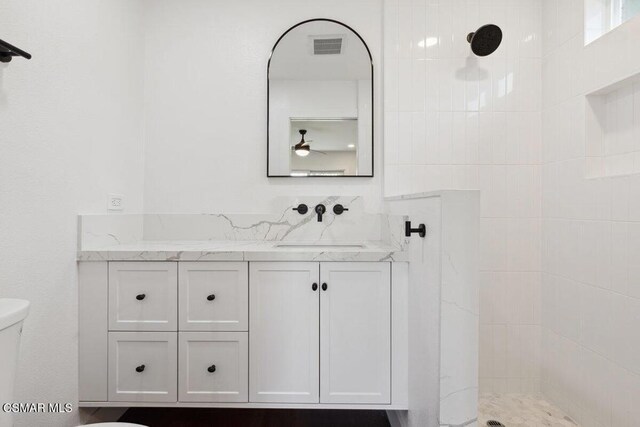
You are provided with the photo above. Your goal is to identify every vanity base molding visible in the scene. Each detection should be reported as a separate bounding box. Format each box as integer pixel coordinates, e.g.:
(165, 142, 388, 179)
(78, 402, 408, 410)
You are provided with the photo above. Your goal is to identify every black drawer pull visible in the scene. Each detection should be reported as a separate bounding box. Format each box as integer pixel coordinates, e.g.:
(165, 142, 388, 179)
(135, 364, 145, 373)
(312, 283, 318, 291)
(207, 364, 216, 373)
(207, 294, 216, 301)
(322, 283, 328, 291)
(136, 294, 146, 301)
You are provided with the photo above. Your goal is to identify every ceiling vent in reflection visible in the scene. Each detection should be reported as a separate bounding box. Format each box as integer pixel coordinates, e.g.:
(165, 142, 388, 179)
(312, 36, 343, 55)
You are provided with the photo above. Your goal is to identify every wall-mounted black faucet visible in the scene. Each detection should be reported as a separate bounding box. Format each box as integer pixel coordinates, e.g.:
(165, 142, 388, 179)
(315, 204, 326, 222)
(294, 202, 346, 222)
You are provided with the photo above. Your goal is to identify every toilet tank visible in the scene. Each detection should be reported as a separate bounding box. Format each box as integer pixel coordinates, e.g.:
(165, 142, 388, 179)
(0, 299, 30, 427)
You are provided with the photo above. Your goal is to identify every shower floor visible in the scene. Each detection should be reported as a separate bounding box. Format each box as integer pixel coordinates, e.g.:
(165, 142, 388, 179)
(479, 394, 578, 427)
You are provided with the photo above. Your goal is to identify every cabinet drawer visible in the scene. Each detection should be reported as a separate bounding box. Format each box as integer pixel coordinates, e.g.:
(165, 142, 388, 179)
(108, 332, 177, 402)
(178, 262, 248, 331)
(108, 262, 177, 331)
(178, 332, 248, 402)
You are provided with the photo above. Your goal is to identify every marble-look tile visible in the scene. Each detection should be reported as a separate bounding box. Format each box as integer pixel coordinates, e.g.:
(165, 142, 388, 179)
(439, 190, 480, 427)
(142, 196, 379, 242)
(78, 214, 143, 248)
(479, 393, 579, 427)
(80, 196, 408, 252)
(78, 196, 409, 261)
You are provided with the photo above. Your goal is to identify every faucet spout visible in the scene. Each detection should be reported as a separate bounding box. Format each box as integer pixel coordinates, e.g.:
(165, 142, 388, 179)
(315, 204, 326, 222)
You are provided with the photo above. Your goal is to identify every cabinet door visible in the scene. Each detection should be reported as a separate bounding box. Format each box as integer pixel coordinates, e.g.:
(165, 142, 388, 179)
(178, 332, 248, 402)
(249, 262, 319, 403)
(108, 262, 177, 331)
(108, 332, 177, 402)
(320, 262, 391, 404)
(179, 262, 248, 331)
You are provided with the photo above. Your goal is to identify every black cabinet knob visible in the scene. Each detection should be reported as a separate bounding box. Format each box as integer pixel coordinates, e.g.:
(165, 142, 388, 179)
(207, 294, 216, 301)
(322, 283, 328, 291)
(207, 364, 216, 373)
(312, 283, 318, 291)
(136, 294, 146, 301)
(135, 364, 145, 373)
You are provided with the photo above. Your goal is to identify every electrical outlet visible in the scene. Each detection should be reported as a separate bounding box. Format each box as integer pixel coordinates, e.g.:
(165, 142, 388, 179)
(107, 194, 124, 211)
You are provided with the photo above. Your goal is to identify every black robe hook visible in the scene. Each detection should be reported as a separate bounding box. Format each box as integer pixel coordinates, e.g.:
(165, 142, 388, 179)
(405, 221, 426, 238)
(0, 39, 32, 63)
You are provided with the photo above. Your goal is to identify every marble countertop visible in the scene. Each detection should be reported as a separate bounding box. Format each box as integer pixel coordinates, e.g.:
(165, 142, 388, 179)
(77, 240, 406, 262)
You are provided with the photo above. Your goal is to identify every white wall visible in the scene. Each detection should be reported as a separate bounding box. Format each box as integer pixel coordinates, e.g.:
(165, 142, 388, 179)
(290, 151, 357, 175)
(0, 1, 146, 426)
(383, 0, 543, 393)
(541, 1, 640, 425)
(142, 0, 383, 213)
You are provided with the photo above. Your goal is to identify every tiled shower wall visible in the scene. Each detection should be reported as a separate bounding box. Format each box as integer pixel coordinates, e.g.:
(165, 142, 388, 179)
(383, 0, 543, 392)
(541, 0, 640, 425)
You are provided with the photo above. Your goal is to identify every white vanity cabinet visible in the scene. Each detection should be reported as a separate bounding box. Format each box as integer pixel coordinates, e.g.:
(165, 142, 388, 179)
(108, 332, 178, 402)
(108, 262, 178, 331)
(178, 262, 248, 332)
(178, 332, 249, 402)
(249, 262, 320, 403)
(78, 260, 407, 409)
(319, 262, 390, 404)
(249, 262, 391, 405)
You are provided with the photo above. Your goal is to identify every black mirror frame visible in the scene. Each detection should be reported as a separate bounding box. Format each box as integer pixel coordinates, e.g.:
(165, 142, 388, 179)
(267, 18, 374, 178)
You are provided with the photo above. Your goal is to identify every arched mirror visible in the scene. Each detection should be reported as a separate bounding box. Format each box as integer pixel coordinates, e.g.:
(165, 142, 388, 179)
(267, 19, 373, 177)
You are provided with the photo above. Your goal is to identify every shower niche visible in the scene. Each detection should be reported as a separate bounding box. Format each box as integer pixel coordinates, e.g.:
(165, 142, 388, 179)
(585, 73, 640, 178)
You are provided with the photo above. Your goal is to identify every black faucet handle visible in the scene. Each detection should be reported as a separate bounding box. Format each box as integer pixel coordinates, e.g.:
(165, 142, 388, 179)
(293, 204, 308, 215)
(333, 204, 349, 215)
(315, 204, 326, 222)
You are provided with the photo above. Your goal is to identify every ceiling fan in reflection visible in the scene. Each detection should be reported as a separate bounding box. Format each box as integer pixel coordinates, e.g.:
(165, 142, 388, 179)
(292, 129, 327, 157)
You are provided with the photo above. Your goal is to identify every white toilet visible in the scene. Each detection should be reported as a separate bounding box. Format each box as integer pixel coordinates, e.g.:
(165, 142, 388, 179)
(0, 299, 30, 427)
(0, 299, 145, 427)
(0, 298, 29, 426)
(81, 424, 147, 427)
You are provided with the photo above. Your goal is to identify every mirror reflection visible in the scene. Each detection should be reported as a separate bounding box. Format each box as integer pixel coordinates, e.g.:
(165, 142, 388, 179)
(268, 19, 373, 177)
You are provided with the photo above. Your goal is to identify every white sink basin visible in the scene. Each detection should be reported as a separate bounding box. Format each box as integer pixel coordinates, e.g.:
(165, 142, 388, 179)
(275, 243, 365, 249)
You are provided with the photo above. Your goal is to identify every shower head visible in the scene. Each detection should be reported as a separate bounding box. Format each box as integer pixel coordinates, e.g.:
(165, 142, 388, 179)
(467, 24, 502, 56)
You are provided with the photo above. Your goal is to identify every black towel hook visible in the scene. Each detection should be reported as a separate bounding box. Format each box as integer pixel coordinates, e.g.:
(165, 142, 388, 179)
(0, 39, 32, 63)
(405, 221, 426, 238)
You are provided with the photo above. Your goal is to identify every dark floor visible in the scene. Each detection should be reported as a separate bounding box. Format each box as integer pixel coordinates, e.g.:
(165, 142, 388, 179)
(119, 408, 391, 427)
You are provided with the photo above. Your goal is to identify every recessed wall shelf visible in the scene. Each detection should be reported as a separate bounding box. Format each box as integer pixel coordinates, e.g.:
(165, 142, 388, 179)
(585, 72, 640, 178)
(0, 39, 32, 63)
